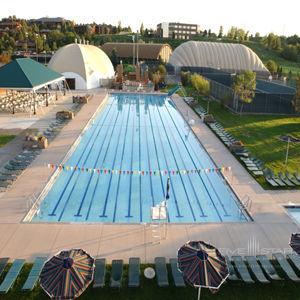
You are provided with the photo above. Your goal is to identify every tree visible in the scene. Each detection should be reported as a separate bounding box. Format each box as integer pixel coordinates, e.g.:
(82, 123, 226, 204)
(292, 76, 300, 113)
(181, 71, 191, 86)
(218, 26, 223, 38)
(232, 71, 256, 114)
(266, 60, 278, 74)
(110, 48, 119, 67)
(0, 53, 11, 64)
(281, 45, 298, 62)
(152, 72, 160, 90)
(140, 23, 144, 36)
(117, 21, 122, 33)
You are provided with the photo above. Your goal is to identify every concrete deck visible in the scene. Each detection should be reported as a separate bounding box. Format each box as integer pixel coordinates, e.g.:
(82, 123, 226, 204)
(0, 91, 299, 262)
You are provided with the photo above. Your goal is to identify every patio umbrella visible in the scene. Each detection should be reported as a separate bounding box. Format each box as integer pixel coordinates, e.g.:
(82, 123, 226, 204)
(178, 240, 228, 300)
(40, 249, 95, 299)
(290, 233, 300, 255)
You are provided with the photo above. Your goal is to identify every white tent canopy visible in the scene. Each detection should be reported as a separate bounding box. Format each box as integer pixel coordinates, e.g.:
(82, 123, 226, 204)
(48, 43, 115, 90)
(169, 41, 269, 74)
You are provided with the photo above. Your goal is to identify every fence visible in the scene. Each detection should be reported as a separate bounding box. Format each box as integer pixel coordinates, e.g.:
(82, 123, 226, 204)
(195, 68, 296, 115)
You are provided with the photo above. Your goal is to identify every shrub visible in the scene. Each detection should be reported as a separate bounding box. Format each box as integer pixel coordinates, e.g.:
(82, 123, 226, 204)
(190, 74, 210, 96)
(281, 45, 298, 62)
(157, 64, 167, 76)
(180, 71, 191, 86)
(266, 60, 278, 74)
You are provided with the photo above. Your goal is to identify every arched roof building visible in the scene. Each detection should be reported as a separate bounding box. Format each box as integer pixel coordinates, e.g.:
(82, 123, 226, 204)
(169, 41, 269, 74)
(48, 43, 114, 90)
(101, 43, 173, 63)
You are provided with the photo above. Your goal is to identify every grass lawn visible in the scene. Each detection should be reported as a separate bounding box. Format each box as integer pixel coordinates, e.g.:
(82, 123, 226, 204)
(0, 135, 15, 148)
(0, 263, 300, 300)
(165, 86, 300, 188)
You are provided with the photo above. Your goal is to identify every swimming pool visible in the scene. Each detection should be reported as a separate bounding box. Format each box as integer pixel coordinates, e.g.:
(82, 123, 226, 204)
(32, 93, 247, 223)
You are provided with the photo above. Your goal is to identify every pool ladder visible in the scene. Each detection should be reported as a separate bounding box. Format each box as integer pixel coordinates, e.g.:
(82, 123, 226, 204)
(240, 194, 252, 219)
(149, 223, 167, 243)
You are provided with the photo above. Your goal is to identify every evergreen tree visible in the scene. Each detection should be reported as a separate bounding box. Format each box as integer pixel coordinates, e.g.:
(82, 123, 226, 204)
(292, 76, 300, 113)
(117, 21, 122, 33)
(218, 26, 223, 38)
(140, 23, 144, 36)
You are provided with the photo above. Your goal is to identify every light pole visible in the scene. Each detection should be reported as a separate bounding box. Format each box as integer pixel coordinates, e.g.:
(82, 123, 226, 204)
(136, 31, 139, 64)
(285, 136, 290, 168)
(132, 34, 135, 66)
(25, 32, 28, 57)
(35, 33, 38, 62)
(43, 34, 47, 65)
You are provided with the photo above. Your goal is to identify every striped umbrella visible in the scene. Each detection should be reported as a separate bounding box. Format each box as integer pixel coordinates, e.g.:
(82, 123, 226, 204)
(178, 241, 228, 300)
(40, 249, 95, 299)
(290, 233, 300, 255)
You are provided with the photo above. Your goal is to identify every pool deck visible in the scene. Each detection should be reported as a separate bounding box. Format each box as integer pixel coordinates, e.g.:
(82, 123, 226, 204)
(0, 91, 299, 262)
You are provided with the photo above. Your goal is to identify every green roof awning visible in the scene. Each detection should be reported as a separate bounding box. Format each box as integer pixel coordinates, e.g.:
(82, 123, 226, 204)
(0, 58, 64, 90)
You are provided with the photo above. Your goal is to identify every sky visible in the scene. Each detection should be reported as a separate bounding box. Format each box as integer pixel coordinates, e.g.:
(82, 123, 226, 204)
(3, 0, 300, 36)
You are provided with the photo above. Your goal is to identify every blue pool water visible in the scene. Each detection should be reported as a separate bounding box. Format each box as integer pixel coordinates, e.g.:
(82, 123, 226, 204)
(32, 93, 247, 223)
(286, 207, 300, 225)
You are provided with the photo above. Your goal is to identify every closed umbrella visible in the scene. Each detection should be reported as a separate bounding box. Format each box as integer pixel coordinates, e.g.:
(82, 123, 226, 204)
(290, 233, 300, 255)
(40, 249, 95, 299)
(178, 240, 228, 300)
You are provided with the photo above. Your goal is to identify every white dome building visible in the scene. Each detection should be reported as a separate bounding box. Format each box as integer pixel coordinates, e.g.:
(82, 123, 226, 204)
(169, 41, 269, 75)
(48, 43, 115, 90)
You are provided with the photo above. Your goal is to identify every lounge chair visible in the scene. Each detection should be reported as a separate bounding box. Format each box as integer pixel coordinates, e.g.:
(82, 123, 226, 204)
(9, 159, 30, 167)
(224, 256, 240, 281)
(231, 256, 254, 283)
(0, 181, 11, 189)
(155, 257, 169, 287)
(5, 164, 26, 171)
(273, 253, 300, 282)
(0, 169, 22, 176)
(0, 175, 16, 182)
(22, 257, 47, 291)
(286, 172, 300, 186)
(247, 166, 261, 172)
(93, 258, 106, 288)
(128, 257, 140, 288)
(294, 171, 300, 182)
(169, 258, 185, 287)
(270, 171, 286, 187)
(0, 258, 9, 277)
(256, 255, 282, 281)
(110, 260, 123, 288)
(278, 172, 295, 187)
(252, 170, 264, 176)
(263, 170, 279, 187)
(287, 254, 300, 272)
(245, 256, 269, 283)
(0, 259, 25, 293)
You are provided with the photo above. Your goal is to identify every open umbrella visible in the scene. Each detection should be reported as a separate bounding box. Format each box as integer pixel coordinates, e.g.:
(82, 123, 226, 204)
(178, 240, 228, 300)
(40, 249, 95, 299)
(290, 233, 300, 255)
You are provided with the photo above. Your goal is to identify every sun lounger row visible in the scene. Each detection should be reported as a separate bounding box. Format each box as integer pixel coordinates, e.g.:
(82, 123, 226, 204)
(263, 168, 300, 188)
(1, 254, 300, 294)
(0, 149, 41, 192)
(93, 257, 185, 289)
(226, 253, 300, 284)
